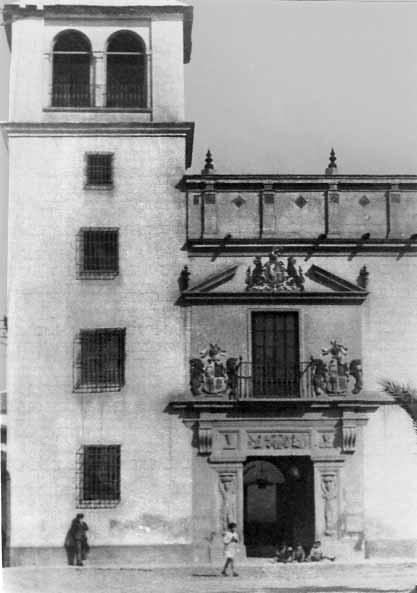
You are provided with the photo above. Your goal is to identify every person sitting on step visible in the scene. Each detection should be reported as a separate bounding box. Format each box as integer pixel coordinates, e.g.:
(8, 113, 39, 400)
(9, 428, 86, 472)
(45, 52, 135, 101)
(307, 540, 335, 562)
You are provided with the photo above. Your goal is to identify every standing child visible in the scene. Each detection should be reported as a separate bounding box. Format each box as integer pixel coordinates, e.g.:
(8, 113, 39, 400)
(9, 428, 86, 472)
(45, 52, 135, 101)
(221, 522, 239, 577)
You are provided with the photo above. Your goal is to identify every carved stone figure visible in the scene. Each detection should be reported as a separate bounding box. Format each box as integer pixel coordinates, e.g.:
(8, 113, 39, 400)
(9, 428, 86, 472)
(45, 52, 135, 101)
(248, 256, 265, 287)
(349, 359, 363, 394)
(190, 358, 204, 395)
(311, 358, 328, 396)
(245, 248, 305, 292)
(286, 256, 305, 291)
(321, 341, 349, 394)
(219, 476, 237, 531)
(178, 265, 190, 292)
(321, 474, 338, 535)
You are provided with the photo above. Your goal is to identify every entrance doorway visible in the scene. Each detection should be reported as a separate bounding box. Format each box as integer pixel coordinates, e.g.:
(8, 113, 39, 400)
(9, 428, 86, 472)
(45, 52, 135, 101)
(243, 457, 315, 557)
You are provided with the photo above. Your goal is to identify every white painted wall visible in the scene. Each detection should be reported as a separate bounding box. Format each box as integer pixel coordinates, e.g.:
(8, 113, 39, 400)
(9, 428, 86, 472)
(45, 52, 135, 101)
(364, 405, 417, 539)
(7, 134, 192, 547)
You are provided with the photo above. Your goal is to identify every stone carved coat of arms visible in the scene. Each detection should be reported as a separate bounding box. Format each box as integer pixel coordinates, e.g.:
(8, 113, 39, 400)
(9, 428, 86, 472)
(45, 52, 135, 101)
(190, 344, 239, 397)
(245, 249, 305, 292)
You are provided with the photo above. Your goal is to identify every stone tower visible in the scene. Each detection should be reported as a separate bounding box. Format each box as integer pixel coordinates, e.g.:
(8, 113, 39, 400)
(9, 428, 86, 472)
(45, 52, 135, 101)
(2, 0, 194, 564)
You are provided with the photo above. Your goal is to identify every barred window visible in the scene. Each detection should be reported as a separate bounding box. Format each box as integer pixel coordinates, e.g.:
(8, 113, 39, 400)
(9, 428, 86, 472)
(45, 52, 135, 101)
(74, 328, 126, 392)
(78, 228, 119, 279)
(86, 153, 113, 187)
(77, 445, 121, 508)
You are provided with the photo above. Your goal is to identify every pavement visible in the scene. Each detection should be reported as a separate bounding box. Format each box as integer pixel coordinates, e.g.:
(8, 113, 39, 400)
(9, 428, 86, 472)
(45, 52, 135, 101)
(3, 560, 417, 593)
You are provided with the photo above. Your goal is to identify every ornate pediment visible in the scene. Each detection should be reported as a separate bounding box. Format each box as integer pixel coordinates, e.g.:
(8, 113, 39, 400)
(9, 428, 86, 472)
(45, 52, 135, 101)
(178, 255, 368, 305)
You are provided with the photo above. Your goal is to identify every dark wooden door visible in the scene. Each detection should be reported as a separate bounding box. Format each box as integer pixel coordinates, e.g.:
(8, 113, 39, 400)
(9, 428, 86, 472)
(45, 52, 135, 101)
(252, 312, 299, 397)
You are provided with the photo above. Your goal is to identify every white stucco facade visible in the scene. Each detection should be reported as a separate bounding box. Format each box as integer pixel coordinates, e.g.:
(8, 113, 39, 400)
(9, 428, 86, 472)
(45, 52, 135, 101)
(3, 0, 417, 567)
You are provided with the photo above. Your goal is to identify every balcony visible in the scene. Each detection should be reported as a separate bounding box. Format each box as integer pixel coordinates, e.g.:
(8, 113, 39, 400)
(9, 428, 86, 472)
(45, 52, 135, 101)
(235, 362, 314, 399)
(190, 357, 362, 401)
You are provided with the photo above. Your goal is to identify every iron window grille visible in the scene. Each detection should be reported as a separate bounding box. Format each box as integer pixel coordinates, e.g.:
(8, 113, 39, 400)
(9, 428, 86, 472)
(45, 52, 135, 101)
(74, 328, 126, 392)
(78, 228, 119, 279)
(85, 153, 114, 188)
(76, 445, 121, 508)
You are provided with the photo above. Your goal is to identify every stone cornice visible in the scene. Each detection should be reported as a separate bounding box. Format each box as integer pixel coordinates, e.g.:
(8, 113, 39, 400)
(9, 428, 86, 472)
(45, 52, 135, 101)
(3, 3, 193, 63)
(185, 238, 417, 257)
(180, 174, 417, 192)
(178, 291, 368, 306)
(169, 392, 393, 413)
(1, 121, 195, 168)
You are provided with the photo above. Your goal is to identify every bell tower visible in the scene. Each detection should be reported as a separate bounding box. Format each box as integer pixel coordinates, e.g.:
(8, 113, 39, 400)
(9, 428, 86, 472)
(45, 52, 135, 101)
(3, 0, 194, 565)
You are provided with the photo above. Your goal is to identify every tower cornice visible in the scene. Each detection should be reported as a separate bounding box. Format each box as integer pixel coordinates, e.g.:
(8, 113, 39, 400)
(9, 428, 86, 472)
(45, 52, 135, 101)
(0, 121, 195, 167)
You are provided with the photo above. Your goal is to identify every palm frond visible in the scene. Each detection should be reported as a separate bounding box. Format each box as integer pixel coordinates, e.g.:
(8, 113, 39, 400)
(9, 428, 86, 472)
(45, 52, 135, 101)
(380, 378, 417, 436)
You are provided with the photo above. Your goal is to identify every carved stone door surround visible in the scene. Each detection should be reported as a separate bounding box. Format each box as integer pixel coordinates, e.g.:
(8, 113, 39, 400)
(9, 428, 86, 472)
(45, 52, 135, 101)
(312, 458, 345, 539)
(213, 464, 244, 543)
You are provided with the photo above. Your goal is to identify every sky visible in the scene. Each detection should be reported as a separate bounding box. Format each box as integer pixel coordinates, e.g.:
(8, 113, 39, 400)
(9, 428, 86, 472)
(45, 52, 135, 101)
(1, 0, 417, 387)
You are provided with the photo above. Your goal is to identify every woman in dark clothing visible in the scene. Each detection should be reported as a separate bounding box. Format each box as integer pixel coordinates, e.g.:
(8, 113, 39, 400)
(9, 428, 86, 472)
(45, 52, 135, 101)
(64, 513, 89, 566)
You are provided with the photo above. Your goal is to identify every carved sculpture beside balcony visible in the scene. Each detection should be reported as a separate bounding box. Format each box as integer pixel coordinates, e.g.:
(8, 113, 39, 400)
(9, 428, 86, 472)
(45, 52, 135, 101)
(349, 359, 363, 394)
(311, 341, 363, 396)
(245, 248, 305, 292)
(190, 343, 239, 397)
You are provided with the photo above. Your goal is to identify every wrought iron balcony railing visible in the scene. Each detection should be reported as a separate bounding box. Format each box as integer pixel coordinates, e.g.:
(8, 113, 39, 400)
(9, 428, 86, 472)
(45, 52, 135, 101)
(106, 84, 147, 108)
(50, 83, 148, 109)
(52, 83, 92, 108)
(235, 361, 314, 399)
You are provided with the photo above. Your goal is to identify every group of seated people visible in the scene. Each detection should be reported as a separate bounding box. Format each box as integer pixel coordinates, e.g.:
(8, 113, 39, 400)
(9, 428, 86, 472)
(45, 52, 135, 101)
(275, 540, 335, 563)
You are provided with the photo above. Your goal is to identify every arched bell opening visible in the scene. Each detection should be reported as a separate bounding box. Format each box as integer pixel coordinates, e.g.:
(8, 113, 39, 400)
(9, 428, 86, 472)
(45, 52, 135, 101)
(106, 31, 147, 108)
(52, 30, 92, 107)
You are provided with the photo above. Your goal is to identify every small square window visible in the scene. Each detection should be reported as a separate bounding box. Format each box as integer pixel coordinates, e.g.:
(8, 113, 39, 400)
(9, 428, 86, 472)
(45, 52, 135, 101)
(78, 228, 119, 279)
(74, 328, 126, 392)
(76, 445, 121, 508)
(86, 153, 113, 188)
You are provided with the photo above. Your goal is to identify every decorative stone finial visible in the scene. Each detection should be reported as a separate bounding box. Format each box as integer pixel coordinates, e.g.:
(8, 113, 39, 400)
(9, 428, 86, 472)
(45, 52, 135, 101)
(325, 148, 338, 175)
(357, 265, 369, 290)
(201, 149, 215, 175)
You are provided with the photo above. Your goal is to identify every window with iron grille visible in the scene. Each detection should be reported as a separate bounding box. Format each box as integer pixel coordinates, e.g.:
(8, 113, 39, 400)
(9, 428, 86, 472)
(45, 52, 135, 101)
(76, 445, 121, 508)
(74, 328, 126, 392)
(78, 228, 119, 279)
(85, 153, 113, 188)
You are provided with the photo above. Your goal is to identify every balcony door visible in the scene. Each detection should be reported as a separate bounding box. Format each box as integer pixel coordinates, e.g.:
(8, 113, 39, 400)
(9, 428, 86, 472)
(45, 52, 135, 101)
(251, 312, 299, 397)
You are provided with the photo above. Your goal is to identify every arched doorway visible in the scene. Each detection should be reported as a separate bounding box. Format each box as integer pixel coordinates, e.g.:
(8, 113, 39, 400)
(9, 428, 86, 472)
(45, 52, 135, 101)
(243, 457, 315, 557)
